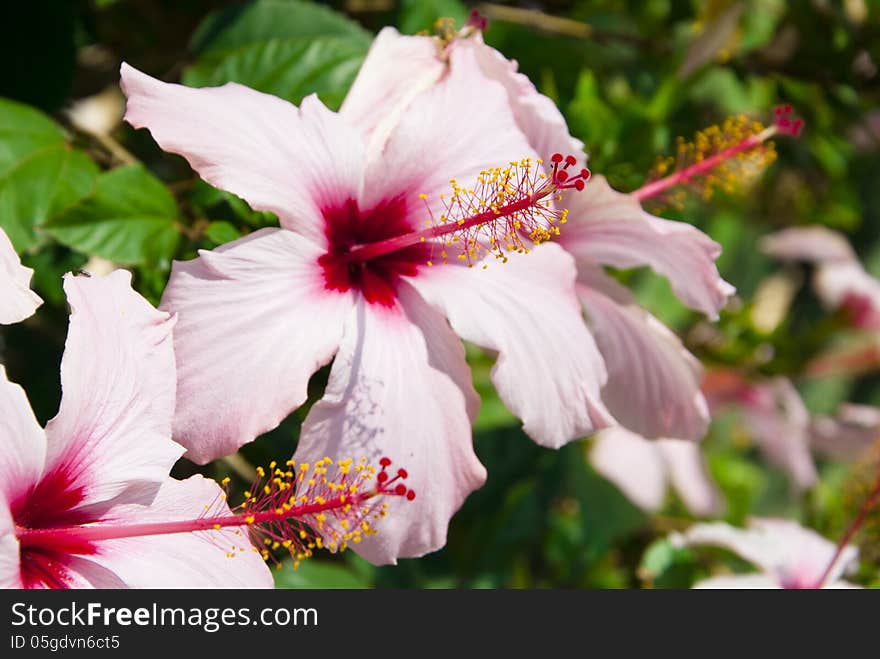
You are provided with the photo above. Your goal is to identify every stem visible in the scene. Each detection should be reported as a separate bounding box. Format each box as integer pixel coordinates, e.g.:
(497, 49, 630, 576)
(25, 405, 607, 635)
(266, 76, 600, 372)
(15, 491, 377, 546)
(94, 132, 138, 166)
(816, 470, 880, 588)
(633, 126, 776, 202)
(478, 3, 658, 49)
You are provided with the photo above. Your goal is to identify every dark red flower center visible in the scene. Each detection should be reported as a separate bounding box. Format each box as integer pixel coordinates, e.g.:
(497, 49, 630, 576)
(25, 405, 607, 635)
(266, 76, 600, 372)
(318, 196, 430, 307)
(11, 466, 97, 589)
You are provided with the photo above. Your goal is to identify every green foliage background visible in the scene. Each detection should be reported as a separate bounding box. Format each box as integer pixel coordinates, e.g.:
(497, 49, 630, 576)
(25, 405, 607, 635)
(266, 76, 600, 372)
(1, 0, 879, 587)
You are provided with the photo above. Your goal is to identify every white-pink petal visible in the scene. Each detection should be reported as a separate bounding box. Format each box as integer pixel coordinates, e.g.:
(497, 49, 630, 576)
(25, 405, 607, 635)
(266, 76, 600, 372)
(121, 63, 365, 247)
(160, 229, 353, 463)
(340, 27, 447, 156)
(0, 226, 42, 324)
(294, 293, 486, 565)
(590, 428, 667, 512)
(760, 225, 856, 264)
(43, 271, 182, 509)
(578, 281, 709, 441)
(560, 175, 735, 319)
(410, 243, 612, 448)
(87, 475, 273, 588)
(454, 35, 585, 161)
(0, 366, 46, 506)
(590, 427, 721, 516)
(658, 439, 723, 517)
(740, 378, 818, 491)
(0, 497, 22, 588)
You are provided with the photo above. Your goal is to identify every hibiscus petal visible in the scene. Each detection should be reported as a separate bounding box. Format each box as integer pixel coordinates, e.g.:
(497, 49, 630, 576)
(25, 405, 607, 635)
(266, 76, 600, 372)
(411, 243, 612, 448)
(340, 27, 447, 155)
(589, 428, 667, 512)
(85, 475, 273, 588)
(578, 282, 709, 441)
(741, 378, 817, 491)
(0, 227, 42, 324)
(361, 43, 536, 219)
(160, 229, 353, 463)
(658, 439, 723, 517)
(0, 365, 46, 505)
(43, 271, 181, 508)
(120, 63, 364, 246)
(760, 226, 856, 264)
(560, 175, 735, 318)
(0, 496, 22, 588)
(294, 292, 486, 564)
(455, 35, 585, 161)
(37, 557, 128, 589)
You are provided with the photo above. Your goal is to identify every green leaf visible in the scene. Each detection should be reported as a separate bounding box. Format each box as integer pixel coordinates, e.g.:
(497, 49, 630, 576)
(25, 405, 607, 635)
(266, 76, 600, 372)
(22, 246, 87, 307)
(739, 0, 786, 52)
(184, 37, 367, 111)
(0, 98, 99, 251)
(688, 68, 775, 116)
(205, 220, 242, 246)
(638, 538, 699, 588)
(467, 343, 518, 431)
(572, 447, 646, 561)
(567, 71, 619, 166)
(191, 0, 371, 60)
(188, 181, 278, 228)
(799, 375, 852, 416)
(274, 559, 372, 589)
(399, 0, 468, 35)
(44, 164, 180, 267)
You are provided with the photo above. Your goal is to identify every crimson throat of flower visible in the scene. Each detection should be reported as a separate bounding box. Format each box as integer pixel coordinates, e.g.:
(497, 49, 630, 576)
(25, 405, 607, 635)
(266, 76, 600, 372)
(345, 153, 591, 268)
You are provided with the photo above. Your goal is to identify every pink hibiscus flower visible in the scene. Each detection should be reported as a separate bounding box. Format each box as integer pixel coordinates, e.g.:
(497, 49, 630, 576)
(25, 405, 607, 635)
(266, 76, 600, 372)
(1, 271, 271, 588)
(709, 375, 819, 491)
(341, 25, 734, 445)
(672, 517, 860, 588)
(121, 46, 611, 563)
(761, 225, 880, 330)
(0, 227, 42, 324)
(704, 369, 880, 487)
